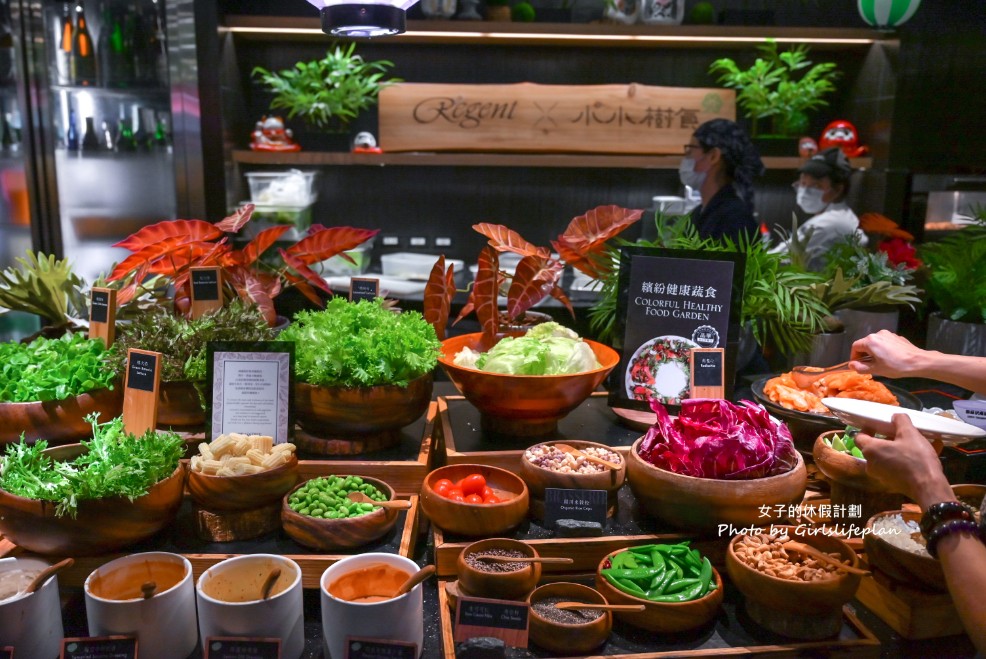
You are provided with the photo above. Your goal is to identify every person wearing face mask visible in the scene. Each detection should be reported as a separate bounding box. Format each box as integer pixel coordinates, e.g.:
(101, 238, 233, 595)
(680, 119, 765, 243)
(779, 146, 866, 271)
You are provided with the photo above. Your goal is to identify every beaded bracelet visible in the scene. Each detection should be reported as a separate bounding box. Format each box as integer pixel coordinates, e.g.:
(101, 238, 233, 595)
(920, 500, 976, 537)
(926, 519, 982, 559)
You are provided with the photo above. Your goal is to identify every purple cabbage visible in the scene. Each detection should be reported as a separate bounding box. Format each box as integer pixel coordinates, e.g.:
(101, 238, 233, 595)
(637, 398, 798, 480)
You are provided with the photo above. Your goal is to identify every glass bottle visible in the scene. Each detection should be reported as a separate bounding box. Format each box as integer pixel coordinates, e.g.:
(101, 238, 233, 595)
(66, 107, 79, 151)
(99, 7, 131, 87)
(56, 3, 73, 86)
(115, 115, 136, 153)
(101, 119, 114, 150)
(81, 116, 99, 151)
(71, 2, 97, 86)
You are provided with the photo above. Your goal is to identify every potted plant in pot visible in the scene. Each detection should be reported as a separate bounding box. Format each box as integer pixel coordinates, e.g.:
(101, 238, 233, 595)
(709, 40, 840, 155)
(919, 214, 986, 356)
(279, 297, 441, 454)
(252, 43, 401, 151)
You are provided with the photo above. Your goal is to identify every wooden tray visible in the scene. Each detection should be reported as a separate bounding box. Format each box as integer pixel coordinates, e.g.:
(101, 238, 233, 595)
(438, 394, 642, 470)
(0, 495, 420, 590)
(437, 576, 882, 658)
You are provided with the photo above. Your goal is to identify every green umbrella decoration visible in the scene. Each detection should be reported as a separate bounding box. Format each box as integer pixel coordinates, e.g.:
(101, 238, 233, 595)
(857, 0, 921, 29)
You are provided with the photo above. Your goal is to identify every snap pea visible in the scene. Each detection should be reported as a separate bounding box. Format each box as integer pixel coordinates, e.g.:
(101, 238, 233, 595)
(651, 569, 675, 596)
(648, 582, 705, 603)
(650, 550, 666, 572)
(603, 567, 661, 581)
(606, 543, 714, 603)
(698, 557, 713, 594)
(664, 577, 701, 595)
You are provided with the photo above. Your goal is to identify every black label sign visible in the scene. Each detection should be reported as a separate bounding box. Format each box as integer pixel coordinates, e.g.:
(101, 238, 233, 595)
(90, 290, 110, 324)
(349, 277, 380, 302)
(205, 637, 280, 659)
(192, 269, 221, 302)
(456, 597, 529, 631)
(127, 352, 157, 392)
(61, 637, 137, 659)
(609, 247, 744, 412)
(693, 350, 724, 387)
(543, 487, 607, 528)
(345, 637, 417, 659)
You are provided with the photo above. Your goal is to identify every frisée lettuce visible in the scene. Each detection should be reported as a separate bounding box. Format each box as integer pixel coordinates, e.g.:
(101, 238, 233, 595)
(453, 322, 601, 375)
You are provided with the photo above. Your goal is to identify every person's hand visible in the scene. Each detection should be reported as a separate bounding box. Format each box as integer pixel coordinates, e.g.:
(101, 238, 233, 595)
(854, 414, 954, 510)
(849, 330, 929, 379)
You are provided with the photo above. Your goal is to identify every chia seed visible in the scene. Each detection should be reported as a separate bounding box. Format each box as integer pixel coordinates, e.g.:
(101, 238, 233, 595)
(464, 549, 529, 573)
(532, 596, 603, 624)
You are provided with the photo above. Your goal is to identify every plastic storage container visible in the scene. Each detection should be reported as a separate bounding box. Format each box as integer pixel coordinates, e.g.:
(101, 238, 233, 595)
(246, 170, 317, 206)
(381, 253, 464, 280)
(318, 241, 375, 276)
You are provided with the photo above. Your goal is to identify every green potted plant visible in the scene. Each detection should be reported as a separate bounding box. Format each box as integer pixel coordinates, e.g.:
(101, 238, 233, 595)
(709, 40, 840, 153)
(280, 298, 441, 452)
(919, 213, 986, 356)
(252, 43, 401, 149)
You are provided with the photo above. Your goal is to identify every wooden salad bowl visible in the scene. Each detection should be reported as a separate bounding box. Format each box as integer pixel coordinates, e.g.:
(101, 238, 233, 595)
(595, 548, 723, 633)
(457, 538, 542, 601)
(519, 439, 626, 500)
(627, 437, 808, 534)
(187, 454, 299, 511)
(280, 476, 400, 551)
(294, 372, 433, 436)
(863, 509, 946, 592)
(527, 582, 613, 655)
(157, 380, 206, 430)
(0, 443, 186, 556)
(0, 385, 123, 446)
(437, 333, 619, 435)
(419, 464, 529, 537)
(727, 527, 861, 639)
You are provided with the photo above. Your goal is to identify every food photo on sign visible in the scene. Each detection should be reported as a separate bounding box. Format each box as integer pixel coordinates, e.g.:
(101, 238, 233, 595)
(608, 246, 745, 413)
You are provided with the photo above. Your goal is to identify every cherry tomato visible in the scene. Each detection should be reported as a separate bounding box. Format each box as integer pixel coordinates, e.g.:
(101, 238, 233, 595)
(464, 494, 484, 504)
(459, 473, 487, 497)
(481, 486, 495, 499)
(445, 486, 464, 500)
(434, 481, 451, 497)
(434, 478, 454, 491)
(483, 493, 501, 504)
(449, 492, 466, 503)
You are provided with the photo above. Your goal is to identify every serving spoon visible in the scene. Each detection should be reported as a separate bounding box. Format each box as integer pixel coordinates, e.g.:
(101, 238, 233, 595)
(261, 568, 282, 600)
(24, 558, 75, 594)
(790, 356, 872, 389)
(474, 555, 574, 565)
(393, 565, 436, 597)
(554, 601, 645, 612)
(347, 492, 412, 510)
(781, 541, 870, 576)
(553, 443, 621, 470)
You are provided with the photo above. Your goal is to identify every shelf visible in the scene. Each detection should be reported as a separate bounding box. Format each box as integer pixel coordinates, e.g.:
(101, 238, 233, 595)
(233, 149, 873, 171)
(222, 16, 896, 49)
(50, 84, 169, 102)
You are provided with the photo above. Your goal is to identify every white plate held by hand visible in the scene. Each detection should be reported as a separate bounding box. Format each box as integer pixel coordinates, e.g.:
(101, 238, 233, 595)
(822, 397, 986, 445)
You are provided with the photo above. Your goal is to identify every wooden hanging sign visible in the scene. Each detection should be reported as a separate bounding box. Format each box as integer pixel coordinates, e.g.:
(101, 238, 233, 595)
(88, 287, 117, 347)
(349, 277, 380, 302)
(379, 82, 735, 155)
(690, 347, 725, 399)
(123, 348, 161, 436)
(190, 266, 224, 318)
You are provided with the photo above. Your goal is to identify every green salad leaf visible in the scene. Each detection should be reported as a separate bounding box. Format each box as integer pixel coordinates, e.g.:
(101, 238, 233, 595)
(280, 298, 440, 388)
(0, 415, 184, 517)
(0, 333, 117, 402)
(453, 322, 601, 375)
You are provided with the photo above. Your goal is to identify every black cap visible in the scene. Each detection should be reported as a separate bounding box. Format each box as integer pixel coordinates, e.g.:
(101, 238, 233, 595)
(799, 147, 852, 182)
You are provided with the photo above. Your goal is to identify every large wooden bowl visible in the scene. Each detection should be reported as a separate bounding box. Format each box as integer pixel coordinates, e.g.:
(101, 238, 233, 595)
(519, 440, 626, 499)
(157, 380, 206, 430)
(280, 476, 399, 551)
(294, 373, 433, 436)
(727, 527, 861, 639)
(0, 386, 122, 445)
(813, 431, 905, 522)
(863, 510, 945, 592)
(438, 333, 619, 435)
(527, 582, 612, 655)
(627, 437, 808, 534)
(457, 538, 542, 600)
(419, 464, 529, 537)
(0, 443, 185, 556)
(187, 455, 299, 511)
(594, 548, 723, 633)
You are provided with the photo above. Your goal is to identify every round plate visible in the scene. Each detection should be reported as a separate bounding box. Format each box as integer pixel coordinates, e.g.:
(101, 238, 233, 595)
(750, 376, 922, 425)
(823, 398, 986, 446)
(625, 335, 699, 405)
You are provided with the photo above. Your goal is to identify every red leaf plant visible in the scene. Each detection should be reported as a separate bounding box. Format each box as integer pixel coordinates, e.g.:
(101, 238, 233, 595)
(423, 205, 644, 347)
(106, 204, 379, 326)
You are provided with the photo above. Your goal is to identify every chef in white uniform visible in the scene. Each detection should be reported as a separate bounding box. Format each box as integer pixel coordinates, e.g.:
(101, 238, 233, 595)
(779, 147, 866, 271)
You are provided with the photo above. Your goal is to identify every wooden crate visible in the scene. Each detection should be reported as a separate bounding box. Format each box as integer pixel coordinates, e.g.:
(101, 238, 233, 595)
(855, 561, 966, 640)
(437, 577, 881, 658)
(0, 496, 420, 591)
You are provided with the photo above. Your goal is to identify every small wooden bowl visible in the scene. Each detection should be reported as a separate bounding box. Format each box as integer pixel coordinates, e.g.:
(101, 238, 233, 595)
(527, 582, 612, 655)
(280, 476, 400, 551)
(158, 380, 206, 430)
(953, 483, 986, 510)
(0, 386, 122, 446)
(519, 440, 626, 500)
(813, 431, 905, 522)
(457, 538, 542, 601)
(419, 464, 529, 537)
(187, 455, 299, 511)
(727, 527, 861, 639)
(0, 443, 185, 556)
(594, 548, 723, 633)
(627, 437, 808, 533)
(864, 510, 945, 592)
(294, 373, 433, 436)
